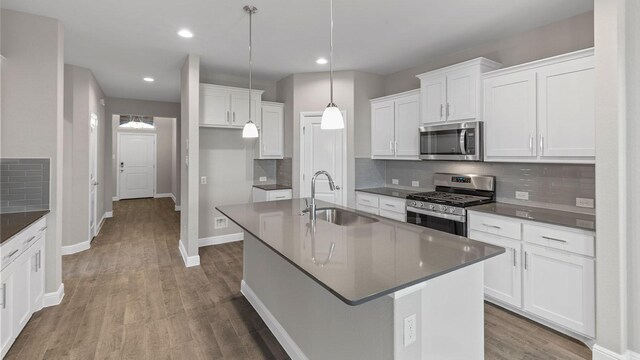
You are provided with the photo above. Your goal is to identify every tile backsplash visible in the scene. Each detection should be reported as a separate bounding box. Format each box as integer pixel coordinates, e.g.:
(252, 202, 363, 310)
(357, 159, 595, 214)
(0, 158, 50, 214)
(253, 157, 293, 187)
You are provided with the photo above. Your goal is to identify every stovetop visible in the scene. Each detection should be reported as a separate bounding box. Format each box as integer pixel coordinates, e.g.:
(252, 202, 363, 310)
(407, 191, 493, 208)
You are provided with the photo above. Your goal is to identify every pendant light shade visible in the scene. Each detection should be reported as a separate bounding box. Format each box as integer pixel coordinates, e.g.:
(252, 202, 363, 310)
(320, 0, 344, 130)
(242, 5, 259, 138)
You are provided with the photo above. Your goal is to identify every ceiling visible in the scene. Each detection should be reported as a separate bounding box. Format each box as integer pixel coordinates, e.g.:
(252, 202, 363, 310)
(1, 0, 593, 102)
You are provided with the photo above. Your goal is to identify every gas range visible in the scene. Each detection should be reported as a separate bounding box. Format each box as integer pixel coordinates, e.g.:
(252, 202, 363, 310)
(406, 173, 496, 235)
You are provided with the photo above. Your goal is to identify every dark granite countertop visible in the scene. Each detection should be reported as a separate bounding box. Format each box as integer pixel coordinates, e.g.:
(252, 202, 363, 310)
(1, 210, 49, 244)
(252, 184, 292, 191)
(217, 199, 504, 306)
(468, 203, 596, 232)
(355, 187, 421, 199)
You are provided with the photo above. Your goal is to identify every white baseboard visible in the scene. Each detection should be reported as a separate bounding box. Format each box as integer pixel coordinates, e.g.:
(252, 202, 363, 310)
(112, 196, 119, 201)
(96, 213, 108, 235)
(154, 193, 173, 198)
(178, 239, 200, 267)
(241, 280, 308, 360)
(43, 283, 64, 307)
(175, 205, 181, 211)
(630, 351, 640, 360)
(61, 238, 91, 255)
(170, 193, 176, 204)
(592, 345, 632, 360)
(105, 211, 113, 218)
(199, 233, 243, 247)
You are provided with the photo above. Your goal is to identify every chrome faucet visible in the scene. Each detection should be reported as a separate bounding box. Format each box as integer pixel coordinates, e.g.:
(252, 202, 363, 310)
(306, 170, 338, 220)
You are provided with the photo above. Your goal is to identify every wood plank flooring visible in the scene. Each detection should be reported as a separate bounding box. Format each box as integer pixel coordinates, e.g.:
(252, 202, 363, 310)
(5, 198, 591, 360)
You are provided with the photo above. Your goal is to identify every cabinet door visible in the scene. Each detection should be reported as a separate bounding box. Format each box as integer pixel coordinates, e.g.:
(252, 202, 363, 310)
(484, 71, 537, 158)
(523, 244, 595, 337)
(29, 240, 44, 312)
(260, 104, 284, 158)
(12, 253, 31, 335)
(468, 231, 522, 308)
(394, 94, 420, 159)
(231, 92, 261, 128)
(446, 68, 478, 121)
(538, 56, 595, 158)
(0, 272, 14, 357)
(421, 76, 446, 124)
(370, 100, 396, 157)
(200, 88, 231, 126)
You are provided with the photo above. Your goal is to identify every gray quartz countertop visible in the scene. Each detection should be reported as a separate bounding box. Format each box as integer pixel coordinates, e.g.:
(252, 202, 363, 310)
(468, 203, 596, 231)
(217, 199, 504, 306)
(355, 187, 421, 199)
(252, 184, 292, 191)
(1, 210, 49, 244)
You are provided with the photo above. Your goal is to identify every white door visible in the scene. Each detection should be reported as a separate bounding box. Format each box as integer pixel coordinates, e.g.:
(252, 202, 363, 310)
(446, 68, 478, 121)
(89, 114, 98, 237)
(421, 76, 447, 124)
(119, 133, 156, 199)
(0, 272, 14, 357)
(484, 70, 538, 159)
(523, 243, 595, 337)
(371, 100, 395, 157)
(200, 88, 230, 126)
(538, 56, 595, 158)
(394, 94, 420, 159)
(231, 92, 260, 128)
(300, 113, 345, 206)
(260, 104, 284, 158)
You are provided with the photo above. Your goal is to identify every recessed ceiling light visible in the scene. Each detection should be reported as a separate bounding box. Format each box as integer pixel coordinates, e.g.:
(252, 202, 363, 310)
(316, 58, 328, 65)
(177, 29, 194, 38)
(143, 77, 155, 82)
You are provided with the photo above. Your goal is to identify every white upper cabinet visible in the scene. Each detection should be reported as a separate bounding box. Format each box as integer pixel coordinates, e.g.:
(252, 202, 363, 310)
(199, 84, 263, 128)
(483, 48, 595, 163)
(370, 90, 420, 160)
(417, 58, 501, 125)
(258, 102, 284, 159)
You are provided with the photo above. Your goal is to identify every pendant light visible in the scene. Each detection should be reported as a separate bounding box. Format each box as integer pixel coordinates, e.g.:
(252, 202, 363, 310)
(242, 5, 259, 138)
(320, 0, 344, 130)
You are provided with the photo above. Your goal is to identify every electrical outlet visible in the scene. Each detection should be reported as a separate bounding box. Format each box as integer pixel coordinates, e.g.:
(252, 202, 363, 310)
(403, 314, 417, 347)
(200, 176, 207, 185)
(214, 216, 228, 229)
(411, 181, 419, 188)
(392, 179, 399, 185)
(576, 198, 594, 208)
(259, 176, 267, 182)
(515, 191, 529, 200)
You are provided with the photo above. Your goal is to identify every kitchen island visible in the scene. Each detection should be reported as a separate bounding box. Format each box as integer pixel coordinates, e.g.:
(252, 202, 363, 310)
(217, 199, 504, 360)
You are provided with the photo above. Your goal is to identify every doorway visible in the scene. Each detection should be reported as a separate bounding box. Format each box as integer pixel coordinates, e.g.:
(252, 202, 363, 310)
(299, 111, 347, 206)
(117, 133, 156, 199)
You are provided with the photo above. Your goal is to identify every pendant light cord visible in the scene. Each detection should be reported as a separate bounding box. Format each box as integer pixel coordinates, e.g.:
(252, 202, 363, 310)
(329, 0, 334, 105)
(249, 8, 253, 122)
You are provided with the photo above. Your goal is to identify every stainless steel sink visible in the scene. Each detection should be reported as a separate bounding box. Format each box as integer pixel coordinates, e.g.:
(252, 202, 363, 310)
(315, 208, 379, 227)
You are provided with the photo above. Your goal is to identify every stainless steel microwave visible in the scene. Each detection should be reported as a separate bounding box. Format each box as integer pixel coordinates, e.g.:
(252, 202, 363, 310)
(419, 121, 483, 161)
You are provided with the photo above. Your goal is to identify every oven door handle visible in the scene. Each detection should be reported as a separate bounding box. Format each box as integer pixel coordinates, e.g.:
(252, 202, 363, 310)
(459, 129, 467, 155)
(407, 207, 466, 223)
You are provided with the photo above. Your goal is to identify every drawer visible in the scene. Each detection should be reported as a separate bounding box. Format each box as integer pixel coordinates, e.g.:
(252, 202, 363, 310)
(523, 223, 594, 257)
(1, 237, 21, 270)
(356, 203, 379, 215)
(379, 209, 405, 222)
(0, 217, 45, 270)
(356, 193, 379, 208)
(378, 195, 406, 215)
(266, 189, 292, 201)
(468, 212, 522, 240)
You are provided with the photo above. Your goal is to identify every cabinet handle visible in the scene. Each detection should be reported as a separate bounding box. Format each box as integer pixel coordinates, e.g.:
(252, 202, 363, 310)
(274, 196, 286, 199)
(38, 250, 41, 271)
(440, 104, 444, 118)
(24, 235, 36, 245)
(361, 199, 370, 203)
(542, 235, 567, 243)
(385, 203, 396, 208)
(529, 135, 533, 153)
(1, 283, 5, 309)
(446, 103, 451, 117)
(483, 223, 501, 229)
(512, 248, 517, 267)
(540, 135, 544, 156)
(233, 112, 236, 123)
(39, 226, 47, 232)
(7, 249, 19, 259)
(226, 111, 230, 123)
(524, 252, 528, 270)
(389, 140, 393, 153)
(394, 141, 398, 154)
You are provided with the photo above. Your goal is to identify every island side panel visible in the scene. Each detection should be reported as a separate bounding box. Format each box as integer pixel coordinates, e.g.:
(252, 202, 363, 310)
(242, 233, 394, 360)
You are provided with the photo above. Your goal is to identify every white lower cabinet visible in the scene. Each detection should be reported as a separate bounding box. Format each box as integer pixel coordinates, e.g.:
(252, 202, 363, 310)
(355, 191, 405, 222)
(468, 211, 595, 340)
(523, 243, 595, 337)
(0, 217, 47, 358)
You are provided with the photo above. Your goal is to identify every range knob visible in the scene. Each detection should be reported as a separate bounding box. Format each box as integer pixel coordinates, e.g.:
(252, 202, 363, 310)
(449, 208, 456, 214)
(428, 204, 435, 210)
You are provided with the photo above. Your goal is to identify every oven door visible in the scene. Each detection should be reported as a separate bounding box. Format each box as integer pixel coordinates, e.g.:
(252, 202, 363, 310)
(419, 121, 482, 161)
(406, 207, 467, 236)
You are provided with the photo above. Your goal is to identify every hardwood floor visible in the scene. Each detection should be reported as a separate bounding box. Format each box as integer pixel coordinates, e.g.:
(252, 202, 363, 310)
(5, 198, 591, 360)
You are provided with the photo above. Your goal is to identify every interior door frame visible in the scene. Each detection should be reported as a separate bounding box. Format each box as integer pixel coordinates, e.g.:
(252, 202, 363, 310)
(116, 132, 157, 200)
(298, 111, 348, 207)
(89, 113, 98, 238)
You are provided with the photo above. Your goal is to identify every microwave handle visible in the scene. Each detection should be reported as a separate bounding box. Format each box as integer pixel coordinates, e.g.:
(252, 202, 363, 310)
(459, 129, 467, 155)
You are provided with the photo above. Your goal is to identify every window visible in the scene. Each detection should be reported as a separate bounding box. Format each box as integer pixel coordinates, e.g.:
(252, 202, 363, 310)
(119, 115, 155, 129)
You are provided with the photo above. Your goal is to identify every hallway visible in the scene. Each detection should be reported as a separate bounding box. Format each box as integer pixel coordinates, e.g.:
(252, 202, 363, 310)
(5, 198, 590, 360)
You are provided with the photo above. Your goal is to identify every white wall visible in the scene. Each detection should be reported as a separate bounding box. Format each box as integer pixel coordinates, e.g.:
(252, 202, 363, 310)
(354, 72, 385, 158)
(63, 64, 105, 248)
(1, 9, 64, 294)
